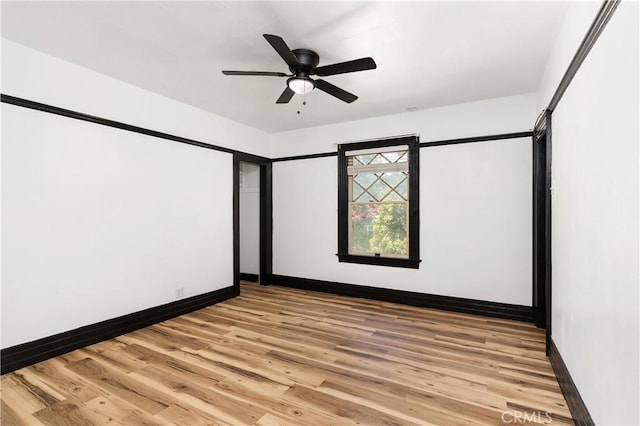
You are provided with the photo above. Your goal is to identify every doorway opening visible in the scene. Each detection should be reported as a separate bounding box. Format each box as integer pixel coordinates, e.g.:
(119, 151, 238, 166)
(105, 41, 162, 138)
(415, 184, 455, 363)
(233, 153, 272, 296)
(239, 162, 261, 283)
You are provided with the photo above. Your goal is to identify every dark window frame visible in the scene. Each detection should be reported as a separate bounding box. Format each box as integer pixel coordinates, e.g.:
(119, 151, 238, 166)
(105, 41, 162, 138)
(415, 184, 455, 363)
(337, 135, 420, 269)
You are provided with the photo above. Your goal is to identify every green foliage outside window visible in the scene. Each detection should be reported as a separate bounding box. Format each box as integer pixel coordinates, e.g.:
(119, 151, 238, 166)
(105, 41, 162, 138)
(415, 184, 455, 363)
(370, 204, 408, 255)
(351, 203, 407, 255)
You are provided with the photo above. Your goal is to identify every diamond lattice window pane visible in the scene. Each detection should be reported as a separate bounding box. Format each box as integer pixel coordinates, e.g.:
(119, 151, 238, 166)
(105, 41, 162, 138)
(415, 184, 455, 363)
(395, 180, 408, 197)
(368, 178, 392, 201)
(354, 192, 374, 202)
(381, 171, 406, 188)
(352, 182, 365, 201)
(354, 154, 375, 165)
(384, 192, 405, 202)
(354, 173, 376, 189)
(370, 154, 389, 164)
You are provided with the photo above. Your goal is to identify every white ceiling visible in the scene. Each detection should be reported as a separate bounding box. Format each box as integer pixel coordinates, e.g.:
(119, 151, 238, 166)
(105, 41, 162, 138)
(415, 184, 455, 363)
(1, 1, 568, 133)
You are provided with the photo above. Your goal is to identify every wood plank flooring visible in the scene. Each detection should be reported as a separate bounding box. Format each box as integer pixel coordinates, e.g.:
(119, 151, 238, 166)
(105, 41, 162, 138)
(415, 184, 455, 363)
(1, 282, 573, 425)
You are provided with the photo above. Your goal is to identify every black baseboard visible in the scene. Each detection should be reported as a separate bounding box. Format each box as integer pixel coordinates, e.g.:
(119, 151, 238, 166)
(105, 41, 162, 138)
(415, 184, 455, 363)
(1, 286, 235, 375)
(272, 275, 533, 322)
(548, 339, 594, 425)
(239, 273, 259, 282)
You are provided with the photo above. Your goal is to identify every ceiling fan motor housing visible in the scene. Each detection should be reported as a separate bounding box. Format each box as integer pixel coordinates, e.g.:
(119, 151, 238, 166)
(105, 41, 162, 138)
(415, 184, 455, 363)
(291, 49, 319, 74)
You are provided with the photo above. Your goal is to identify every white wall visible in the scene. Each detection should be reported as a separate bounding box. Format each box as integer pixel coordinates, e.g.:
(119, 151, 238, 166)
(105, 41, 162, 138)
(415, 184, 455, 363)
(535, 2, 602, 113)
(537, 2, 639, 424)
(1, 40, 266, 348)
(2, 105, 233, 347)
(269, 93, 535, 158)
(272, 94, 534, 306)
(240, 163, 260, 276)
(1, 39, 269, 157)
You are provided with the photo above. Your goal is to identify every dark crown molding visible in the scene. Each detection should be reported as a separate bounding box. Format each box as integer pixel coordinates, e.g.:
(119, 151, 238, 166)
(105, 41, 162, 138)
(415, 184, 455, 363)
(419, 131, 533, 148)
(1, 94, 241, 155)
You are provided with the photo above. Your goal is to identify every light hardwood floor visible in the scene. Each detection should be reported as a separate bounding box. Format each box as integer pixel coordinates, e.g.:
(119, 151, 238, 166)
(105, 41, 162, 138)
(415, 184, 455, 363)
(1, 282, 573, 425)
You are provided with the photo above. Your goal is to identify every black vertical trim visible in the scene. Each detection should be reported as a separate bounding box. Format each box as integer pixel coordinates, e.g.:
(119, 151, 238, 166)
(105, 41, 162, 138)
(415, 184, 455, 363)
(260, 162, 273, 285)
(233, 155, 241, 297)
(532, 110, 553, 352)
(408, 137, 420, 260)
(532, 124, 547, 329)
(544, 110, 553, 354)
(337, 144, 349, 257)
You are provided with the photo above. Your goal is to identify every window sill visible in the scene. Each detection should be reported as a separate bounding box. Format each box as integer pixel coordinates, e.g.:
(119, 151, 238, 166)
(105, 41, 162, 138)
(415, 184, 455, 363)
(336, 253, 421, 269)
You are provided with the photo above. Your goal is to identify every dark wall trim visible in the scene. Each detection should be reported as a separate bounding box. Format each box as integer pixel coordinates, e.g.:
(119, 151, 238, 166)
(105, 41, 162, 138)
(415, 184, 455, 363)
(272, 151, 337, 162)
(271, 132, 533, 164)
(335, 254, 420, 269)
(1, 94, 241, 156)
(549, 339, 594, 425)
(3, 93, 532, 162)
(1, 286, 234, 375)
(532, 111, 552, 334)
(239, 273, 259, 282)
(419, 131, 533, 148)
(548, 0, 620, 112)
(273, 275, 533, 322)
(543, 111, 553, 354)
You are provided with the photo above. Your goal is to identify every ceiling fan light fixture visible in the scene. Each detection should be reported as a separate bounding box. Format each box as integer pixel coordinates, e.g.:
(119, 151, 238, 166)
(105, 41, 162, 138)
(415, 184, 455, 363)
(287, 76, 315, 94)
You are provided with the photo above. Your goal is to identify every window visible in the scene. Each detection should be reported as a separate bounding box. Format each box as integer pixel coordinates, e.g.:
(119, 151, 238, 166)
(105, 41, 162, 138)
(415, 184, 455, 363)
(337, 136, 420, 268)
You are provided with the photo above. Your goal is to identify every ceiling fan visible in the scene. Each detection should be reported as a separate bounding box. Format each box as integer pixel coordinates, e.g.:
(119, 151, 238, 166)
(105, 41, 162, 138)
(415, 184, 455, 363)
(222, 34, 377, 104)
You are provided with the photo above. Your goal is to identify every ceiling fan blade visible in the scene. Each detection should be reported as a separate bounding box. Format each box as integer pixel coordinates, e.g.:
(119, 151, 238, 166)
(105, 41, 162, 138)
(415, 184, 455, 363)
(276, 87, 295, 104)
(263, 34, 300, 69)
(315, 57, 377, 77)
(315, 79, 358, 103)
(222, 70, 288, 77)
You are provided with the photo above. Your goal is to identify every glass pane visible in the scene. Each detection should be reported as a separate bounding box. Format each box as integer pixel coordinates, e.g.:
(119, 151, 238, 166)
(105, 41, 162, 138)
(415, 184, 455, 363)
(367, 178, 391, 201)
(370, 154, 389, 164)
(384, 192, 405, 202)
(354, 154, 375, 165)
(350, 204, 376, 253)
(370, 203, 408, 256)
(395, 180, 408, 197)
(354, 173, 376, 189)
(352, 181, 365, 201)
(350, 203, 408, 256)
(382, 151, 408, 163)
(380, 171, 406, 188)
(354, 192, 375, 202)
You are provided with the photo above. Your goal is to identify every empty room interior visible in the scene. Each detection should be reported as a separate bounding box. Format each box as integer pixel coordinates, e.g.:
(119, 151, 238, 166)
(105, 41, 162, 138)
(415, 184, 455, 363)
(1, 1, 638, 425)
